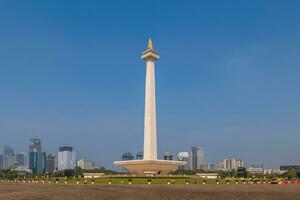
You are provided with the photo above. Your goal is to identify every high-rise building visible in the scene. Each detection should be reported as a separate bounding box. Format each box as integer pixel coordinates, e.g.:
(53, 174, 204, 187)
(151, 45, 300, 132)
(58, 146, 76, 170)
(28, 138, 44, 174)
(77, 159, 93, 170)
(3, 145, 14, 169)
(29, 151, 46, 174)
(220, 159, 244, 170)
(29, 138, 41, 152)
(15, 153, 26, 167)
(46, 154, 55, 173)
(3, 145, 15, 169)
(4, 153, 16, 169)
(234, 159, 244, 169)
(4, 145, 14, 157)
(122, 152, 134, 160)
(136, 151, 143, 160)
(163, 152, 173, 160)
(178, 152, 190, 170)
(0, 155, 3, 169)
(190, 146, 204, 170)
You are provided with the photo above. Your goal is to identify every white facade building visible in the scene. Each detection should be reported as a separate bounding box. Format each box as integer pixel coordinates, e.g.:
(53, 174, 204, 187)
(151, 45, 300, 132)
(58, 146, 76, 171)
(220, 159, 244, 170)
(77, 159, 93, 170)
(178, 152, 190, 170)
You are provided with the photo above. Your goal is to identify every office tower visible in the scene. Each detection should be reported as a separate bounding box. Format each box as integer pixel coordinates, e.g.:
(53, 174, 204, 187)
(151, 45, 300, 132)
(122, 152, 134, 160)
(234, 159, 244, 169)
(3, 145, 14, 169)
(220, 159, 244, 170)
(28, 138, 44, 173)
(0, 155, 3, 169)
(29, 151, 46, 174)
(58, 146, 76, 170)
(4, 153, 16, 169)
(46, 154, 55, 173)
(209, 163, 216, 171)
(4, 145, 14, 156)
(163, 152, 173, 160)
(29, 138, 41, 152)
(136, 151, 143, 160)
(190, 146, 204, 170)
(16, 153, 26, 166)
(178, 152, 190, 170)
(77, 159, 93, 170)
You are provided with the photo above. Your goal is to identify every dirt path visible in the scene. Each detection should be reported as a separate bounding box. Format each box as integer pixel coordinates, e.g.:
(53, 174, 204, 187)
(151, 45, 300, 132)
(0, 183, 299, 200)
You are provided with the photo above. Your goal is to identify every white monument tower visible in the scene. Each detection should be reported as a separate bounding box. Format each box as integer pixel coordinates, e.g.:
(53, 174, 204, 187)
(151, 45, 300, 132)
(114, 39, 186, 176)
(142, 38, 158, 161)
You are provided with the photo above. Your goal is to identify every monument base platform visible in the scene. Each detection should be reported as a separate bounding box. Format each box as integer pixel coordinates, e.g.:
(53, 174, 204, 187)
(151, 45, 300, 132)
(113, 160, 186, 176)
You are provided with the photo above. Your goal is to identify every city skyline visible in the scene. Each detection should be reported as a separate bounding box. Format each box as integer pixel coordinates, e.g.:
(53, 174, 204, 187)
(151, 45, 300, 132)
(0, 1, 300, 169)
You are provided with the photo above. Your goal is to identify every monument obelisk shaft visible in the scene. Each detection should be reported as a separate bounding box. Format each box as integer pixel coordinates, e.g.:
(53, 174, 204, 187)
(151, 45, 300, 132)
(142, 39, 159, 160)
(113, 40, 186, 175)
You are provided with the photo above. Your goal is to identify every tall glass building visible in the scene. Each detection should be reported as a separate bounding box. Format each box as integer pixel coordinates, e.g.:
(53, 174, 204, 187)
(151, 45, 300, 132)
(29, 138, 41, 152)
(58, 146, 76, 170)
(29, 151, 46, 174)
(46, 154, 55, 173)
(28, 138, 45, 174)
(190, 146, 204, 170)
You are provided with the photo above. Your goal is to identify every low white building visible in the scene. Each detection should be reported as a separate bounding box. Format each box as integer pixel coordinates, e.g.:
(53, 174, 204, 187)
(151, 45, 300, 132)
(264, 169, 286, 175)
(83, 173, 105, 179)
(247, 164, 263, 174)
(77, 159, 94, 170)
(196, 173, 220, 179)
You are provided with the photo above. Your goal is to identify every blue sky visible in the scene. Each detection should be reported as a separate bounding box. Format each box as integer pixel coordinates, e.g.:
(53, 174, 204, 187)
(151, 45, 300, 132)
(0, 0, 299, 169)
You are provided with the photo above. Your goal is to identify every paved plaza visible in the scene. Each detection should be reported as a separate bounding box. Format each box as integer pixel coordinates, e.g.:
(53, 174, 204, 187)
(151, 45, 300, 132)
(0, 183, 299, 200)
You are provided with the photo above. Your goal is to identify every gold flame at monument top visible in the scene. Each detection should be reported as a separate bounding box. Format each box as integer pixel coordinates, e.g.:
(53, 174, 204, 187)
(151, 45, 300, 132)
(147, 38, 153, 50)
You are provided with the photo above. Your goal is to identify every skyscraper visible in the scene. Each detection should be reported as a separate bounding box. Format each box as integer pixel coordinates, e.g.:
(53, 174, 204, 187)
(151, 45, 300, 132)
(0, 155, 3, 169)
(3, 145, 14, 169)
(28, 138, 46, 174)
(190, 146, 204, 170)
(163, 152, 173, 160)
(29, 151, 46, 174)
(58, 146, 76, 170)
(4, 153, 16, 169)
(122, 152, 134, 160)
(16, 153, 26, 166)
(4, 145, 14, 155)
(136, 151, 143, 160)
(46, 154, 55, 173)
(178, 152, 190, 170)
(29, 138, 41, 152)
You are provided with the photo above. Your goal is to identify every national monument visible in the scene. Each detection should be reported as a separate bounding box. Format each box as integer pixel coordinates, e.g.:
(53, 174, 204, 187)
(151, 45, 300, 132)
(114, 39, 186, 175)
